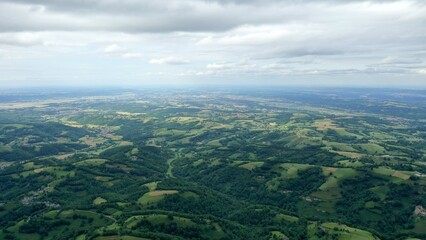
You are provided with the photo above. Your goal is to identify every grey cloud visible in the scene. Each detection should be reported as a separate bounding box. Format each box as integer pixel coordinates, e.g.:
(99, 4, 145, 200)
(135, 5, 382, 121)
(3, 0, 419, 33)
(264, 66, 411, 76)
(0, 0, 425, 86)
(269, 48, 344, 58)
(0, 2, 253, 33)
(0, 33, 45, 46)
(5, 0, 405, 9)
(365, 57, 425, 72)
(0, 0, 290, 33)
(377, 57, 423, 65)
(325, 67, 410, 75)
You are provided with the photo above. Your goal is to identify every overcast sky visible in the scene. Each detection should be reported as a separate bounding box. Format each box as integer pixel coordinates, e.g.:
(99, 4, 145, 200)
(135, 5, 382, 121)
(0, 0, 425, 87)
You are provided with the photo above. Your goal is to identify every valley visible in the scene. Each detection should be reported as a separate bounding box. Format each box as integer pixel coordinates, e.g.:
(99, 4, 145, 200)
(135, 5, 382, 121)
(0, 88, 425, 240)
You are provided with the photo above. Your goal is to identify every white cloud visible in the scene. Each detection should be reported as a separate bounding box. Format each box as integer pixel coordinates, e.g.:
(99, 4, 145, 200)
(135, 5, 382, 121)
(103, 44, 126, 54)
(206, 63, 234, 70)
(0, 0, 426, 86)
(198, 24, 323, 46)
(102, 44, 143, 58)
(149, 56, 190, 65)
(122, 52, 143, 58)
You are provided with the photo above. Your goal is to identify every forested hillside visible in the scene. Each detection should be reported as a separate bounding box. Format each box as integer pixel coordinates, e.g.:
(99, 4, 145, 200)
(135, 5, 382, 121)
(0, 88, 425, 240)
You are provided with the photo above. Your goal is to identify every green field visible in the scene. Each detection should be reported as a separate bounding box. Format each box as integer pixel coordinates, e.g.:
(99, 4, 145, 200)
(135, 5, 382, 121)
(138, 190, 179, 206)
(308, 222, 379, 240)
(0, 88, 425, 239)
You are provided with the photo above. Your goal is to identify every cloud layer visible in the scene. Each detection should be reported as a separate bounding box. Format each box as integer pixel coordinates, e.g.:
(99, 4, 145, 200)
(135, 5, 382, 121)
(0, 0, 425, 86)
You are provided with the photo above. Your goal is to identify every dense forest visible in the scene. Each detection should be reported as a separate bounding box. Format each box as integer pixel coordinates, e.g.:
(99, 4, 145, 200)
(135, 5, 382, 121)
(0, 88, 425, 240)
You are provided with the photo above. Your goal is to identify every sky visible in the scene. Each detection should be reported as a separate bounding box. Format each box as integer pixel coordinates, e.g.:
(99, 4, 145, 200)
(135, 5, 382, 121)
(0, 0, 425, 87)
